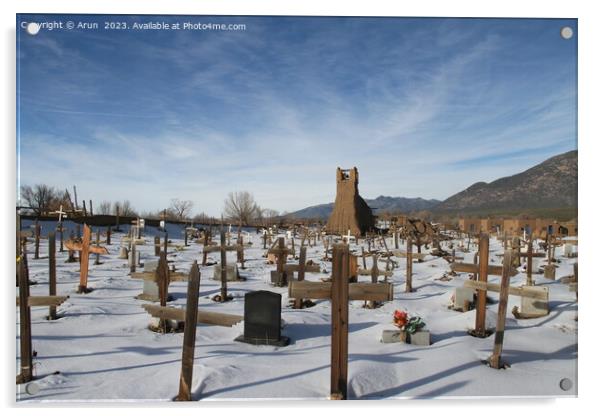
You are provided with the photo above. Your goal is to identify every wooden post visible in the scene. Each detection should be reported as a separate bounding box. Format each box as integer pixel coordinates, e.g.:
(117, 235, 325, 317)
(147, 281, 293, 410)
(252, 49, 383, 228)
(488, 250, 512, 369)
(526, 237, 533, 286)
(361, 246, 367, 269)
(130, 236, 137, 273)
(330, 244, 349, 400)
(34, 220, 40, 260)
(184, 227, 188, 247)
(78, 225, 91, 293)
(67, 230, 76, 263)
(405, 237, 413, 293)
(94, 228, 101, 265)
(58, 222, 64, 252)
(220, 229, 228, 301)
(293, 246, 307, 309)
(475, 233, 490, 337)
(82, 200, 87, 217)
(157, 252, 170, 332)
(89, 200, 93, 217)
(106, 226, 111, 245)
(17, 240, 33, 384)
(202, 232, 209, 265)
(48, 231, 57, 320)
(164, 231, 168, 256)
(176, 261, 201, 401)
(154, 236, 161, 256)
(262, 231, 267, 249)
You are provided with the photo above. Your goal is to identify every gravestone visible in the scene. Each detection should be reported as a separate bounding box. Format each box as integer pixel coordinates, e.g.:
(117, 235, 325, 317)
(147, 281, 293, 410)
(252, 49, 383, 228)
(212, 263, 240, 281)
(544, 264, 556, 280)
(235, 291, 289, 346)
(136, 260, 166, 302)
(452, 287, 475, 312)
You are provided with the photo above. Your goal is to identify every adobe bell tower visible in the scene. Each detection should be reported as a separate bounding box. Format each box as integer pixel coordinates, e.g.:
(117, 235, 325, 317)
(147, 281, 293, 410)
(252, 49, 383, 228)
(325, 167, 375, 236)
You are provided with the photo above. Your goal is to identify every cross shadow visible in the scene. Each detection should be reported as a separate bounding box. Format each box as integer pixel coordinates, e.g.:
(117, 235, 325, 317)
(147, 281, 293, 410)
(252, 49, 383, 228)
(285, 321, 379, 342)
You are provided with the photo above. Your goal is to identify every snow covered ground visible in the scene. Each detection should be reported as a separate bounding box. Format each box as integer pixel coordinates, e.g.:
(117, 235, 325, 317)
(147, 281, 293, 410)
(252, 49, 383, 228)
(16, 223, 577, 402)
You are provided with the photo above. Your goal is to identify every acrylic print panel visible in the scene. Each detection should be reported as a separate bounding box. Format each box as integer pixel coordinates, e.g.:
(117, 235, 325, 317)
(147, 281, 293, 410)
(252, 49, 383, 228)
(16, 14, 577, 401)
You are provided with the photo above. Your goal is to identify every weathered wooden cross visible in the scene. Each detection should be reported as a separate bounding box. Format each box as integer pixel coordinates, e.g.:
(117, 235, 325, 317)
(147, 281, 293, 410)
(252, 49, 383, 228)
(288, 244, 393, 400)
(16, 239, 68, 384)
(268, 237, 292, 287)
(64, 224, 109, 293)
(449, 233, 515, 337)
(202, 228, 245, 302)
(284, 246, 321, 308)
(357, 253, 393, 308)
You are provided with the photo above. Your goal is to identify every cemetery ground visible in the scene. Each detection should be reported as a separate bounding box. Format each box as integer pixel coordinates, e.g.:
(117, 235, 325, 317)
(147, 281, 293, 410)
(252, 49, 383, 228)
(17, 225, 577, 401)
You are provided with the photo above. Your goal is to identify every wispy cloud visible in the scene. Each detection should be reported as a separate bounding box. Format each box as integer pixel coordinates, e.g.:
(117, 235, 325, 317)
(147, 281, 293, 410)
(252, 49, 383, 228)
(17, 15, 577, 215)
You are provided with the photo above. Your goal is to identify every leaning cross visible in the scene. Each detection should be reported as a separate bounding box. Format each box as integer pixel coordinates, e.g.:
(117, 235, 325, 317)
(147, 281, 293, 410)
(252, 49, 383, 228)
(64, 224, 109, 293)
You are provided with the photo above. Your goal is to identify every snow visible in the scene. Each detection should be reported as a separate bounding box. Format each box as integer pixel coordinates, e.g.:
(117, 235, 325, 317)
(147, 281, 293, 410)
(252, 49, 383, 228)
(17, 222, 577, 401)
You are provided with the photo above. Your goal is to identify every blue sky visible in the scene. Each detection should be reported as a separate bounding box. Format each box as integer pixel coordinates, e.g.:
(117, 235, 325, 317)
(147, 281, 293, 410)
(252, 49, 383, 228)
(16, 15, 577, 216)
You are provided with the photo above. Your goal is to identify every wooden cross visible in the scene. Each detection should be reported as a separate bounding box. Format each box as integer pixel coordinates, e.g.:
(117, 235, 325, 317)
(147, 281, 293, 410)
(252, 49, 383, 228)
(284, 246, 321, 308)
(406, 237, 413, 292)
(358, 253, 393, 307)
(202, 229, 244, 301)
(64, 224, 109, 293)
(451, 234, 517, 337)
(288, 244, 393, 400)
(268, 237, 292, 287)
(16, 241, 68, 384)
(53, 205, 67, 252)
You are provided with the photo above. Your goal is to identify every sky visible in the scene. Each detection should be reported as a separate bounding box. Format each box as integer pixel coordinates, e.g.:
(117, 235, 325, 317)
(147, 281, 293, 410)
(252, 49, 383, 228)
(16, 15, 577, 217)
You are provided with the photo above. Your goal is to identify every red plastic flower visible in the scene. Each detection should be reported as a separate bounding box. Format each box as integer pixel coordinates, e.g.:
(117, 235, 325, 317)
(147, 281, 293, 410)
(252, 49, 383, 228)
(393, 310, 408, 329)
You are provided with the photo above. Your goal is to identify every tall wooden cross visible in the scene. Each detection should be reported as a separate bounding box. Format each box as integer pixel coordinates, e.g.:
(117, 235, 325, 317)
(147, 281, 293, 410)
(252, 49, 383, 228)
(448, 233, 518, 337)
(16, 240, 68, 384)
(268, 237, 292, 287)
(64, 224, 109, 293)
(202, 229, 244, 302)
(289, 244, 393, 400)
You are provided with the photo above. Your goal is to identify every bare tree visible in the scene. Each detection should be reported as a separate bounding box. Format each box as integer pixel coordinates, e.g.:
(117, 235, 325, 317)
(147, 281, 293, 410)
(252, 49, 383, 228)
(261, 208, 280, 226)
(113, 200, 137, 217)
(20, 184, 58, 216)
(169, 198, 194, 221)
(223, 191, 260, 226)
(98, 201, 112, 215)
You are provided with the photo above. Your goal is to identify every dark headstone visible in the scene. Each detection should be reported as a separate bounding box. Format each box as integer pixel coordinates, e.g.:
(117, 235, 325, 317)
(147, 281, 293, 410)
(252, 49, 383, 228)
(235, 291, 289, 346)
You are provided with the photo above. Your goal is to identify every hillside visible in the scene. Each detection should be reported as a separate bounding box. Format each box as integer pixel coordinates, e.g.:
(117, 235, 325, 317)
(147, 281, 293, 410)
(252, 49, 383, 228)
(434, 150, 577, 214)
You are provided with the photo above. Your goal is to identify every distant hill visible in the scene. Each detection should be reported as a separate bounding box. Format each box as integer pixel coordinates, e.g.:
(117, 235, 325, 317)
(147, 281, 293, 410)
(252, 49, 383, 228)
(288, 196, 441, 220)
(434, 150, 577, 215)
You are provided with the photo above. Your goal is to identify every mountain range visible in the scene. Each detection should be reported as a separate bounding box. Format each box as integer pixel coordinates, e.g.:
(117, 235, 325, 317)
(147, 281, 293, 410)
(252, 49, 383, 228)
(288, 150, 577, 219)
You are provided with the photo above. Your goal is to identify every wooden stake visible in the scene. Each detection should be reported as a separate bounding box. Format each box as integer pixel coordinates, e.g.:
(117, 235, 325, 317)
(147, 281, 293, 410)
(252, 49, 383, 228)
(17, 240, 32, 384)
(330, 244, 349, 400)
(526, 237, 533, 286)
(488, 250, 512, 369)
(48, 231, 57, 320)
(78, 225, 91, 293)
(474, 233, 490, 337)
(106, 226, 111, 245)
(220, 230, 228, 301)
(94, 228, 101, 265)
(154, 236, 161, 256)
(405, 237, 413, 293)
(34, 220, 40, 260)
(176, 261, 201, 401)
(293, 246, 307, 309)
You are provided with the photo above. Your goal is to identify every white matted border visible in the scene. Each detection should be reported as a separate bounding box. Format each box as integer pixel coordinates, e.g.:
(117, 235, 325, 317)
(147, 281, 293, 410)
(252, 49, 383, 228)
(1, 0, 599, 415)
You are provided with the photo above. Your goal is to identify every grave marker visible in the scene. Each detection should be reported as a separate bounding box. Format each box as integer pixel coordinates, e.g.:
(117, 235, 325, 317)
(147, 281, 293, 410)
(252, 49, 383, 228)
(288, 244, 393, 400)
(64, 224, 109, 293)
(235, 291, 289, 346)
(268, 237, 291, 287)
(175, 261, 201, 401)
